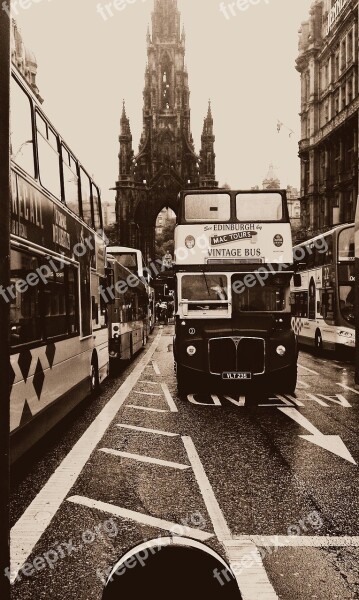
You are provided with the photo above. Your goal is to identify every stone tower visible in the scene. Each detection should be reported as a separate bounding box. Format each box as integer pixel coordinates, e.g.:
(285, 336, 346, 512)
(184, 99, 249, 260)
(115, 0, 217, 262)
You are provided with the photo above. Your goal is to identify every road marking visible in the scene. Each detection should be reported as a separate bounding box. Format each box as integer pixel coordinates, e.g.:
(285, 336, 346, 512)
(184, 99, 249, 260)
(223, 395, 246, 407)
(10, 332, 163, 584)
(297, 379, 310, 389)
(305, 393, 329, 407)
(225, 541, 279, 600)
(139, 380, 159, 386)
(187, 394, 222, 406)
(100, 448, 189, 470)
(161, 382, 178, 412)
(279, 407, 356, 464)
(152, 360, 161, 375)
(126, 405, 168, 413)
(298, 364, 319, 375)
(337, 383, 359, 395)
(134, 390, 162, 396)
(66, 496, 214, 541)
(182, 436, 232, 542)
(117, 424, 178, 437)
(230, 536, 359, 547)
(284, 395, 305, 408)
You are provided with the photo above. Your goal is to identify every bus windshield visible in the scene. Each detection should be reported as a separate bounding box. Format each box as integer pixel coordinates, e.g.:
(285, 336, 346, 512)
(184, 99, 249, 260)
(181, 274, 228, 301)
(184, 194, 231, 222)
(236, 193, 283, 221)
(232, 274, 288, 313)
(111, 252, 138, 273)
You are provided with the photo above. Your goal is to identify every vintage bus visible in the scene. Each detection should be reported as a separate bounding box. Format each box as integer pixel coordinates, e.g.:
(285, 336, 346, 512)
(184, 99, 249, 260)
(106, 252, 150, 363)
(173, 189, 297, 393)
(10, 68, 108, 461)
(291, 224, 355, 353)
(107, 246, 148, 280)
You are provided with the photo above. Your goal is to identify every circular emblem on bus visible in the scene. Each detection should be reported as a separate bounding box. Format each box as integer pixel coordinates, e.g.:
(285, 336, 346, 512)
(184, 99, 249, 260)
(189, 328, 196, 335)
(273, 234, 283, 247)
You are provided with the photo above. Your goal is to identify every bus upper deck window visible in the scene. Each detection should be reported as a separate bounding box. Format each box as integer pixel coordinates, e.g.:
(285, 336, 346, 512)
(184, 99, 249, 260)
(184, 194, 231, 222)
(92, 183, 102, 231)
(62, 145, 80, 217)
(80, 168, 93, 228)
(338, 227, 354, 260)
(11, 77, 35, 177)
(236, 193, 283, 221)
(36, 113, 61, 200)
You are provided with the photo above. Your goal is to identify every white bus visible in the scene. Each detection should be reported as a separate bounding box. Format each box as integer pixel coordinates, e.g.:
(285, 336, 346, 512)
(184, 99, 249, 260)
(10, 68, 109, 461)
(291, 224, 355, 353)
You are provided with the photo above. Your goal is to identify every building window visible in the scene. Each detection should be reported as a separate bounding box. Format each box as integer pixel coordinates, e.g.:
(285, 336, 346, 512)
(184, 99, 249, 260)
(340, 39, 346, 70)
(334, 91, 340, 115)
(335, 51, 340, 80)
(348, 30, 353, 63)
(341, 84, 346, 110)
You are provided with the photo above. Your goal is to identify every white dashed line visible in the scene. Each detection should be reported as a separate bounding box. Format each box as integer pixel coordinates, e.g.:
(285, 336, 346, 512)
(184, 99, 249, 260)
(117, 424, 178, 437)
(126, 405, 168, 413)
(230, 536, 359, 547)
(139, 380, 159, 386)
(337, 383, 359, 395)
(10, 333, 162, 584)
(161, 383, 178, 412)
(66, 496, 214, 542)
(298, 364, 319, 375)
(99, 448, 189, 470)
(134, 390, 162, 396)
(152, 361, 161, 375)
(297, 379, 310, 389)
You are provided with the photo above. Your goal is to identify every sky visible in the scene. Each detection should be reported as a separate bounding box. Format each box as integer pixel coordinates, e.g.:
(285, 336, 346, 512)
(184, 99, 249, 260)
(14, 0, 313, 204)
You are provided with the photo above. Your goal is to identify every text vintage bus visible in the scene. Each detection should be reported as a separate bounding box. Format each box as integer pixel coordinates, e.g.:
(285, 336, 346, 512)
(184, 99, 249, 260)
(9, 68, 108, 461)
(291, 223, 355, 353)
(173, 189, 298, 393)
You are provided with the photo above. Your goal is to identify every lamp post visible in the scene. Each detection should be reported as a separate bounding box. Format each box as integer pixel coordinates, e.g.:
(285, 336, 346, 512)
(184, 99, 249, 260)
(0, 7, 11, 600)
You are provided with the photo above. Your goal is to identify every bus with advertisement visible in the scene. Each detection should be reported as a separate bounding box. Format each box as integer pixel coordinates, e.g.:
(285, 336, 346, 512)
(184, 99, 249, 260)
(291, 223, 355, 354)
(173, 189, 298, 394)
(9, 67, 109, 461)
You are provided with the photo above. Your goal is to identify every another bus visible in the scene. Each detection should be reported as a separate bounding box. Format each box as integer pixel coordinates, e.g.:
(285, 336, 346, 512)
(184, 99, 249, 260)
(173, 189, 298, 393)
(10, 68, 108, 461)
(291, 224, 355, 353)
(106, 253, 150, 363)
(106, 246, 148, 280)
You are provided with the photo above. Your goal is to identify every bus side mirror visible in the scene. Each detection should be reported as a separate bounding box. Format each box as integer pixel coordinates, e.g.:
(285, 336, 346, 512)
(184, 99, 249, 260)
(293, 274, 302, 287)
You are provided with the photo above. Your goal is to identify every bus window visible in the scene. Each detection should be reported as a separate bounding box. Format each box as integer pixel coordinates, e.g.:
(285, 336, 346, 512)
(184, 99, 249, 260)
(36, 113, 61, 200)
(339, 285, 355, 325)
(338, 227, 354, 261)
(232, 274, 287, 313)
(92, 183, 102, 231)
(10, 78, 35, 177)
(236, 193, 283, 221)
(62, 145, 80, 217)
(42, 262, 68, 339)
(182, 274, 228, 301)
(115, 253, 138, 273)
(80, 168, 93, 228)
(322, 289, 335, 323)
(184, 194, 231, 222)
(10, 250, 42, 347)
(292, 292, 308, 318)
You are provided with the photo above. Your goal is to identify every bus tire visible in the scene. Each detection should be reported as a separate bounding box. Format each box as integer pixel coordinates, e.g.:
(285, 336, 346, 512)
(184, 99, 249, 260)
(90, 356, 100, 394)
(314, 330, 323, 355)
(278, 364, 297, 394)
(176, 364, 193, 396)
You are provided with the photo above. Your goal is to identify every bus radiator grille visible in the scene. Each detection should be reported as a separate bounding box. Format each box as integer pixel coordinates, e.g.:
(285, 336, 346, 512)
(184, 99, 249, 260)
(209, 337, 265, 375)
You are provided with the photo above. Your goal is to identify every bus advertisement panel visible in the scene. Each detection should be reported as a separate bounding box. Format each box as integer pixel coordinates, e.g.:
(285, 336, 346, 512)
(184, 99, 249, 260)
(175, 191, 292, 267)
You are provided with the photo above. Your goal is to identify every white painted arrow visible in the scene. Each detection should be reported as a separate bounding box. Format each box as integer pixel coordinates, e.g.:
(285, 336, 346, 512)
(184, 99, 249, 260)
(278, 408, 357, 465)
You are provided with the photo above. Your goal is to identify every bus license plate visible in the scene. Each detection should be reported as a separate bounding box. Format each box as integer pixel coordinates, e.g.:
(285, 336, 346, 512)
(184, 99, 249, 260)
(222, 372, 252, 381)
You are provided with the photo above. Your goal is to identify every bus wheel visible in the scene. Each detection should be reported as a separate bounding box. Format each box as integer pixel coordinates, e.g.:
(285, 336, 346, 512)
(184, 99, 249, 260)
(314, 331, 323, 355)
(278, 364, 297, 394)
(90, 358, 100, 394)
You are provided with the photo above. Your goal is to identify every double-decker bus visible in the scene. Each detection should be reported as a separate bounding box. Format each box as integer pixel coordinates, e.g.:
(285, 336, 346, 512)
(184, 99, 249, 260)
(106, 253, 150, 363)
(291, 224, 355, 353)
(9, 68, 108, 461)
(173, 189, 297, 393)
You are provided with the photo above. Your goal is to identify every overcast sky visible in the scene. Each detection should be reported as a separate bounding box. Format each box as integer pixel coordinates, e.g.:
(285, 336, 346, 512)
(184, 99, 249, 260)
(14, 0, 313, 203)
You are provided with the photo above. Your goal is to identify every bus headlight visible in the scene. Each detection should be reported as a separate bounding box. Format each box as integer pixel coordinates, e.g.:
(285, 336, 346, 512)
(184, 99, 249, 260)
(185, 236, 196, 249)
(187, 345, 196, 356)
(276, 345, 286, 356)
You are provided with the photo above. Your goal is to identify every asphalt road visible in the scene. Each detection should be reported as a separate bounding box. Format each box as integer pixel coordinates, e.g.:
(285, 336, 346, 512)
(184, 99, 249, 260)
(10, 325, 359, 599)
